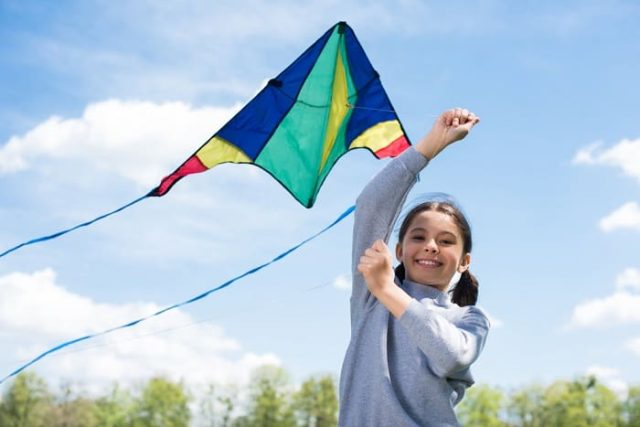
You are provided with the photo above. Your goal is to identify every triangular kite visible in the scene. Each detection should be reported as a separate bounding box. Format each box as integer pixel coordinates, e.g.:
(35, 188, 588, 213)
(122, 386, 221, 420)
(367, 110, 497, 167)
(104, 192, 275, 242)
(1, 21, 410, 257)
(152, 21, 410, 207)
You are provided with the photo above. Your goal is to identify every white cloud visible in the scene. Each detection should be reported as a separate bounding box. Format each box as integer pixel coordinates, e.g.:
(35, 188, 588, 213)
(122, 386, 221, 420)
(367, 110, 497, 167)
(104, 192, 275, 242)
(599, 202, 640, 232)
(567, 291, 640, 329)
(572, 142, 602, 165)
(625, 337, 640, 357)
(573, 138, 640, 184)
(0, 269, 279, 393)
(332, 273, 352, 291)
(0, 99, 239, 188)
(616, 268, 640, 292)
(585, 365, 628, 399)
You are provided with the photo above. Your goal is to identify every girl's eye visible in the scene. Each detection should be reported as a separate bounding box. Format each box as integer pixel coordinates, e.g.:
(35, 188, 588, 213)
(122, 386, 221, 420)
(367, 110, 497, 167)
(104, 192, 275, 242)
(440, 240, 454, 245)
(411, 236, 424, 241)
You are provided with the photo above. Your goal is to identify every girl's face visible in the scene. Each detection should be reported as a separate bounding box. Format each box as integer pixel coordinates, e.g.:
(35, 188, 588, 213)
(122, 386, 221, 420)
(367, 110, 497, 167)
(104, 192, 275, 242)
(396, 210, 471, 291)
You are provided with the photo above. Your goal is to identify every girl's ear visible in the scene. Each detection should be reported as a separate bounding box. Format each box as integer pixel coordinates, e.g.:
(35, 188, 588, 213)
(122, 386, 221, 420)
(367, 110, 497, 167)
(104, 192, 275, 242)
(457, 253, 471, 273)
(395, 242, 403, 262)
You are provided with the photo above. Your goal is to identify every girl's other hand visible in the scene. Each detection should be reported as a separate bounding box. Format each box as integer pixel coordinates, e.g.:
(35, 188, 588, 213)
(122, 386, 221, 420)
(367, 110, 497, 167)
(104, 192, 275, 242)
(417, 108, 480, 160)
(357, 240, 395, 294)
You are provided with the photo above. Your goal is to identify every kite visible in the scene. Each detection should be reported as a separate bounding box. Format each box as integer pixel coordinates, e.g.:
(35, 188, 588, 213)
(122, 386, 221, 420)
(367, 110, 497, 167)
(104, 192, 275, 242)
(0, 21, 411, 383)
(152, 21, 410, 207)
(1, 21, 409, 259)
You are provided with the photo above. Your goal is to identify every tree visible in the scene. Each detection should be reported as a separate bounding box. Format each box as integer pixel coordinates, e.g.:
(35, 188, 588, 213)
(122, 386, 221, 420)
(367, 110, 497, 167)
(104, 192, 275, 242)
(244, 365, 295, 427)
(623, 385, 640, 427)
(456, 384, 506, 427)
(131, 377, 191, 427)
(506, 383, 546, 427)
(49, 383, 98, 427)
(583, 380, 622, 427)
(198, 383, 238, 427)
(0, 372, 53, 427)
(292, 375, 338, 427)
(93, 384, 135, 427)
(535, 377, 622, 427)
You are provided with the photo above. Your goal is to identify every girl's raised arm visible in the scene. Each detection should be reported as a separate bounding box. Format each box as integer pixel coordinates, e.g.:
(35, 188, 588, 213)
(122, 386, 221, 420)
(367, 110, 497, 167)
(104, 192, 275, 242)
(353, 109, 480, 321)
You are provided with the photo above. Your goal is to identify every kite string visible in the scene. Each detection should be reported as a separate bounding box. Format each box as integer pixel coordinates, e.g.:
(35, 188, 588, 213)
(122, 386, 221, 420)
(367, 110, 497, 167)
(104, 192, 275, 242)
(0, 192, 152, 259)
(7, 273, 346, 362)
(0, 204, 356, 385)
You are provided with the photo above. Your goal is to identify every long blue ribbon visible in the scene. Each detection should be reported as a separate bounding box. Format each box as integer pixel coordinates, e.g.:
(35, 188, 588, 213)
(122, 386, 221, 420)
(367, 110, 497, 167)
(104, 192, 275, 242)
(0, 192, 152, 259)
(0, 204, 356, 385)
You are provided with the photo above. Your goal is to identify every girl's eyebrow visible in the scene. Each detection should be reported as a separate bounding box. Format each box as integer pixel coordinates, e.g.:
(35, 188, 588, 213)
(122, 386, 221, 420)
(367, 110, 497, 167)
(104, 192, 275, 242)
(439, 231, 458, 238)
(409, 227, 458, 237)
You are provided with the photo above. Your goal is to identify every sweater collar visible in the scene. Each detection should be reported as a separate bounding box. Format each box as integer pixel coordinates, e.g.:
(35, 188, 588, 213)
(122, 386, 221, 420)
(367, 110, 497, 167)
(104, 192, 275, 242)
(403, 279, 451, 306)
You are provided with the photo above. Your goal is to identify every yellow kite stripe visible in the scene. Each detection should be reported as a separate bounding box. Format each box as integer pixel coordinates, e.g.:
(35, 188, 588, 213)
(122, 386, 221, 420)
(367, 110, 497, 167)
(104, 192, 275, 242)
(349, 120, 404, 152)
(318, 49, 349, 174)
(196, 136, 251, 168)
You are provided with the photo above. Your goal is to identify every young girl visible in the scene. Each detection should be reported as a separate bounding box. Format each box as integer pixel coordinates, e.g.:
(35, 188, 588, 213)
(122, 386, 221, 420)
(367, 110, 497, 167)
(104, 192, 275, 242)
(339, 108, 489, 426)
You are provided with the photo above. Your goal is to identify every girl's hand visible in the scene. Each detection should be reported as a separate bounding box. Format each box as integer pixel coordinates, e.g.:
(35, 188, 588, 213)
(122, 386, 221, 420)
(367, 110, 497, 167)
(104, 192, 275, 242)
(417, 108, 480, 160)
(357, 240, 395, 294)
(358, 240, 413, 318)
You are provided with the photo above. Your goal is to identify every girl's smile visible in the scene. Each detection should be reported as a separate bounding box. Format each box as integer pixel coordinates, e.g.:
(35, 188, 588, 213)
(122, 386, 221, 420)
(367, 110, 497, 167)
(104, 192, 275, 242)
(415, 259, 443, 267)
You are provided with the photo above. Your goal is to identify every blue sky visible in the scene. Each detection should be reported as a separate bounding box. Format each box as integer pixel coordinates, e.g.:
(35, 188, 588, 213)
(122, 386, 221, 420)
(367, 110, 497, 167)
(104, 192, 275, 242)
(1, 0, 640, 397)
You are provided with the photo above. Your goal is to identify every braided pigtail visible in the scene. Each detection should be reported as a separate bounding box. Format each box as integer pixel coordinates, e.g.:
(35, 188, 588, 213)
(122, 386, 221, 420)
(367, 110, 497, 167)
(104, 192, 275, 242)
(394, 263, 406, 282)
(450, 270, 478, 307)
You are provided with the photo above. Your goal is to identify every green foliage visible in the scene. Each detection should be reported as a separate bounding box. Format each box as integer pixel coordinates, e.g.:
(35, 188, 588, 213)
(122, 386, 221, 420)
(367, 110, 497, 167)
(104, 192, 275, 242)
(2, 369, 639, 426)
(93, 385, 135, 427)
(0, 372, 53, 427)
(198, 383, 238, 427)
(506, 383, 546, 427)
(624, 385, 640, 427)
(506, 376, 623, 427)
(540, 377, 620, 427)
(292, 375, 338, 427)
(244, 365, 295, 427)
(49, 383, 98, 427)
(456, 384, 507, 427)
(131, 377, 191, 427)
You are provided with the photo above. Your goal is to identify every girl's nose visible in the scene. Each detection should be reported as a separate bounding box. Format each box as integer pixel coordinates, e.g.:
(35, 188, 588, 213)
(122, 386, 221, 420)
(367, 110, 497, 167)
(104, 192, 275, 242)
(424, 240, 438, 253)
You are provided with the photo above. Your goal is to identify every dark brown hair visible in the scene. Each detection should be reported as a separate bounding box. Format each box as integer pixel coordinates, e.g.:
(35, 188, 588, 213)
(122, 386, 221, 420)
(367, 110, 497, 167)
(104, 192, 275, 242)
(394, 201, 479, 307)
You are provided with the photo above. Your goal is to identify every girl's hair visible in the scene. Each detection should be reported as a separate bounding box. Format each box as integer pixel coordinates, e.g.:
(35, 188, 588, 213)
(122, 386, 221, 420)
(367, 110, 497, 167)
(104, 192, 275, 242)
(394, 201, 479, 307)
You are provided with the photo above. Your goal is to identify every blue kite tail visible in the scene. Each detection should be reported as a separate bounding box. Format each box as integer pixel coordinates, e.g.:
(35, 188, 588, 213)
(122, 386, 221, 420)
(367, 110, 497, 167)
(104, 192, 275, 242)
(0, 204, 356, 385)
(0, 192, 152, 259)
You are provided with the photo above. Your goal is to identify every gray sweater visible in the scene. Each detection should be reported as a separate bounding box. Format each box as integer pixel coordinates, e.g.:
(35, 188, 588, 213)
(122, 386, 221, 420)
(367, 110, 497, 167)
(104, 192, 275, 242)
(338, 147, 490, 427)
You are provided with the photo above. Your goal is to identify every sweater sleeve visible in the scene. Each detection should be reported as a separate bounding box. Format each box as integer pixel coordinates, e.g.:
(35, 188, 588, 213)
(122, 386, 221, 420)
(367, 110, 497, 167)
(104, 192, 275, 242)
(398, 300, 490, 378)
(350, 148, 429, 322)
